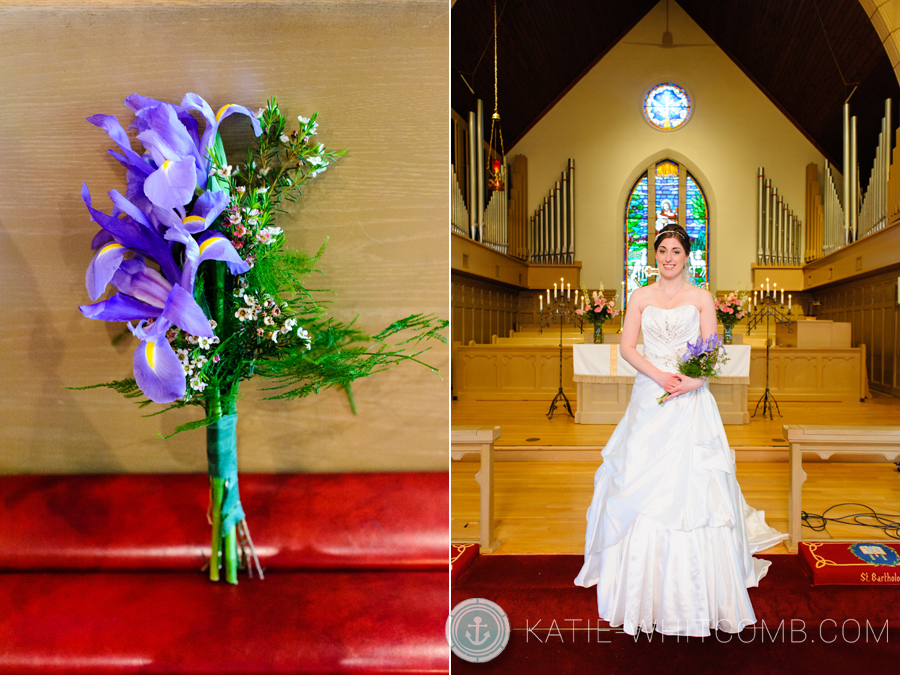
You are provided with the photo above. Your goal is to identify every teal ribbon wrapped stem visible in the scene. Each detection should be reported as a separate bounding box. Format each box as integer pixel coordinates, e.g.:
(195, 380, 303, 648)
(206, 413, 245, 533)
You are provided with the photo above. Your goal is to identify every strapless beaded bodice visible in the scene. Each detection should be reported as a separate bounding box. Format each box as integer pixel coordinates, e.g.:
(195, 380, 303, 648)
(640, 305, 700, 373)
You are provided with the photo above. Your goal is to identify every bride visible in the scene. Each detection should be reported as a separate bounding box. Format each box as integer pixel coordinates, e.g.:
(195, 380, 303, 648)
(574, 223, 787, 637)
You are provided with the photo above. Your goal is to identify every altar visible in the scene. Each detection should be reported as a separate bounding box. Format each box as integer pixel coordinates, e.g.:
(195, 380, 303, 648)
(573, 344, 752, 424)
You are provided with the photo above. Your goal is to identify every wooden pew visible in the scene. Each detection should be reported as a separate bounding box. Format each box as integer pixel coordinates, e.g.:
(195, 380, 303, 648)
(783, 425, 900, 552)
(451, 426, 502, 553)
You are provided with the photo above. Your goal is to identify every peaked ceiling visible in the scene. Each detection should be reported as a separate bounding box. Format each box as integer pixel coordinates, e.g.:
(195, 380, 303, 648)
(451, 0, 900, 181)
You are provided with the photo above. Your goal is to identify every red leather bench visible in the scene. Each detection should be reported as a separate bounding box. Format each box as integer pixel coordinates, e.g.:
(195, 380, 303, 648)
(0, 473, 450, 674)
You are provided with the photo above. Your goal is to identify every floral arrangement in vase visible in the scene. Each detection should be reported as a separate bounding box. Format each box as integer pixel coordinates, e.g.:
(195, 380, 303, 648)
(576, 283, 621, 344)
(73, 93, 446, 584)
(714, 291, 749, 344)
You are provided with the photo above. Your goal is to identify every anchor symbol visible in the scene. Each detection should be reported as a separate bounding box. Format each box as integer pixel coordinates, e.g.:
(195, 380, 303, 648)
(465, 616, 491, 645)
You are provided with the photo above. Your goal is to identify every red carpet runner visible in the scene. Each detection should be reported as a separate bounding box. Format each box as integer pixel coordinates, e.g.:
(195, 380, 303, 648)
(451, 554, 900, 673)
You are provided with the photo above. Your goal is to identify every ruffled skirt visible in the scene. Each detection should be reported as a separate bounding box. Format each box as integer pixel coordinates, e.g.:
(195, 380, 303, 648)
(574, 373, 787, 637)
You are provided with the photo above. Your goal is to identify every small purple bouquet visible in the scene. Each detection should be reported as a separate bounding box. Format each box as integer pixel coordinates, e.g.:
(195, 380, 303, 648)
(656, 333, 730, 404)
(72, 93, 447, 583)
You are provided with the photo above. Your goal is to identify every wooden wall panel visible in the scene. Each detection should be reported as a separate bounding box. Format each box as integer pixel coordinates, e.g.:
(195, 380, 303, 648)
(451, 272, 521, 345)
(815, 269, 900, 397)
(0, 1, 449, 474)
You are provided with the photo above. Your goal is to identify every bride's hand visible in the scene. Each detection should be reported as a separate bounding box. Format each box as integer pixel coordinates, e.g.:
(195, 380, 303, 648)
(664, 374, 704, 398)
(657, 372, 682, 391)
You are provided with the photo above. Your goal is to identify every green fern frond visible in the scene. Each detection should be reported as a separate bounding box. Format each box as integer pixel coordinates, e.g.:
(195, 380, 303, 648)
(155, 412, 220, 440)
(65, 378, 144, 399)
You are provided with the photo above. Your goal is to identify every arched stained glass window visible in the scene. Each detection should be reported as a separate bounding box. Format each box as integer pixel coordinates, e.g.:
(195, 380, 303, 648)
(624, 160, 709, 303)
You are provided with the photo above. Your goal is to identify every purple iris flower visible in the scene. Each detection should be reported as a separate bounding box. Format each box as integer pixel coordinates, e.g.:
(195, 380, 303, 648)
(81, 92, 258, 404)
(180, 190, 230, 234)
(80, 256, 215, 404)
(686, 337, 702, 358)
(81, 183, 182, 285)
(129, 319, 190, 404)
(179, 93, 262, 163)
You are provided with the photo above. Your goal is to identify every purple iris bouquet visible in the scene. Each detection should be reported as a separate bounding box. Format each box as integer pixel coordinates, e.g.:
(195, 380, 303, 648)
(656, 333, 730, 404)
(74, 93, 446, 583)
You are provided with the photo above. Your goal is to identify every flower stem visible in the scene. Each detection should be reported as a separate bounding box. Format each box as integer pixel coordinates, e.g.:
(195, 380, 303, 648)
(209, 477, 224, 582)
(224, 527, 238, 584)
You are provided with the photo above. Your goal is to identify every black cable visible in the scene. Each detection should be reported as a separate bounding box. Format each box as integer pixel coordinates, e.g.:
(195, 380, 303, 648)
(801, 502, 900, 540)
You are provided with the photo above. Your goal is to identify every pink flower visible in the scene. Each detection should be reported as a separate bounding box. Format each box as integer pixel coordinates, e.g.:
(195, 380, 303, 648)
(213, 355, 220, 363)
(575, 309, 585, 316)
(724, 306, 733, 314)
(737, 311, 745, 319)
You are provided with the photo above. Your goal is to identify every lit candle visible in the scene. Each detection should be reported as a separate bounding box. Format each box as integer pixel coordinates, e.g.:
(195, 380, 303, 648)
(781, 289, 784, 305)
(547, 289, 550, 304)
(567, 283, 571, 300)
(753, 291, 757, 308)
(788, 294, 792, 312)
(554, 283, 557, 298)
(540, 295, 543, 312)
(766, 278, 769, 295)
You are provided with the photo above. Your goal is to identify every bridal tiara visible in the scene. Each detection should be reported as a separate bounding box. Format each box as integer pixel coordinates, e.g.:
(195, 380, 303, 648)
(654, 228, 689, 244)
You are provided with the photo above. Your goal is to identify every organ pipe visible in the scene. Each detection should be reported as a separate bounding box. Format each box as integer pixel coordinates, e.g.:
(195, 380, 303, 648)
(567, 158, 576, 264)
(757, 169, 764, 265)
(467, 111, 476, 239)
(757, 168, 805, 267)
(476, 99, 485, 243)
(843, 103, 850, 246)
(554, 180, 561, 263)
(850, 115, 857, 242)
(529, 159, 577, 265)
(560, 172, 568, 264)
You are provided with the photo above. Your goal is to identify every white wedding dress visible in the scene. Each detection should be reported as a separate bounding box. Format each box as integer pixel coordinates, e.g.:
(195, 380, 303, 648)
(574, 304, 787, 637)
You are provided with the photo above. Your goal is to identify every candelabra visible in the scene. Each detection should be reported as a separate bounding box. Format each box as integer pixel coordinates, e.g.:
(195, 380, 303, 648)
(746, 291, 792, 420)
(539, 292, 583, 419)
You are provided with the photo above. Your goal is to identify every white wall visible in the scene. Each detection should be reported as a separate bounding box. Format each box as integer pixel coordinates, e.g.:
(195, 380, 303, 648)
(510, 0, 826, 292)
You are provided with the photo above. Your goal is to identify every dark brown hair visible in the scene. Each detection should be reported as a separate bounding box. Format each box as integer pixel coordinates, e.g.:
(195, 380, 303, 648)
(653, 224, 692, 253)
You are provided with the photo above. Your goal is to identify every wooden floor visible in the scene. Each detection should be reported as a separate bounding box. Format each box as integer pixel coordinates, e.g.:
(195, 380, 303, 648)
(451, 392, 900, 555)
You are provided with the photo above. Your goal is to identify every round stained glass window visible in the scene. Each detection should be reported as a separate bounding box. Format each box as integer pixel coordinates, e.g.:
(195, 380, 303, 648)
(643, 83, 691, 130)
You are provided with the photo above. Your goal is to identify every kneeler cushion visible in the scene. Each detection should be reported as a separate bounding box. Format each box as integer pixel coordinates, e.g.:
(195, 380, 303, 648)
(0, 571, 449, 675)
(799, 541, 900, 585)
(0, 473, 447, 571)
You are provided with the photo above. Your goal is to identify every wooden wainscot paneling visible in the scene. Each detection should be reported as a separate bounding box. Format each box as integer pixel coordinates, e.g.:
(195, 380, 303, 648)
(574, 377, 632, 424)
(813, 268, 899, 398)
(454, 345, 574, 400)
(575, 376, 749, 424)
(451, 273, 520, 345)
(749, 347, 864, 402)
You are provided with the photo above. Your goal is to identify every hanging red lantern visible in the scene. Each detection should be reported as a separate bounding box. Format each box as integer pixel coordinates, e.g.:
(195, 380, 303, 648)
(487, 1, 506, 193)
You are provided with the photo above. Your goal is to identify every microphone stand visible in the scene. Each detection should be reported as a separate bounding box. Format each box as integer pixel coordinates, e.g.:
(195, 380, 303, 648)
(539, 293, 583, 419)
(746, 293, 792, 420)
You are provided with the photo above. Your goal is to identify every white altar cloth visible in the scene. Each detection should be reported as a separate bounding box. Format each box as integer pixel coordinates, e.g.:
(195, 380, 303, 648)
(573, 344, 751, 378)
